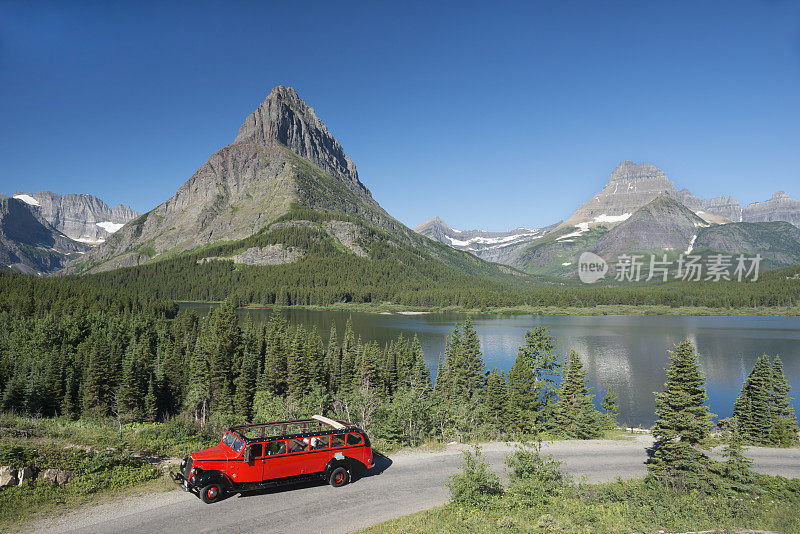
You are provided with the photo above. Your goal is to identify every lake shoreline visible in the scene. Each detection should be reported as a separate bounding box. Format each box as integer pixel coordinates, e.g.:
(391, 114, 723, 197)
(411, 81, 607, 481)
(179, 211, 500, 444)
(194, 302, 800, 317)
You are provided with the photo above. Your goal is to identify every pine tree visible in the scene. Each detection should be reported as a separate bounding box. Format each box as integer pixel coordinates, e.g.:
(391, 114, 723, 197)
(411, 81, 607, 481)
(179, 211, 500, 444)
(768, 356, 799, 445)
(507, 327, 561, 431)
(185, 316, 211, 423)
(483, 368, 508, 430)
(325, 324, 340, 392)
(600, 390, 619, 429)
(719, 418, 756, 493)
(61, 367, 76, 418)
(555, 349, 600, 438)
(261, 315, 288, 395)
(648, 340, 715, 491)
(574, 401, 601, 439)
(287, 329, 310, 398)
(734, 355, 774, 444)
(458, 318, 485, 399)
(339, 318, 357, 393)
(234, 342, 259, 420)
(409, 335, 431, 394)
(206, 302, 241, 414)
(359, 342, 380, 392)
(83, 336, 112, 416)
(144, 373, 158, 422)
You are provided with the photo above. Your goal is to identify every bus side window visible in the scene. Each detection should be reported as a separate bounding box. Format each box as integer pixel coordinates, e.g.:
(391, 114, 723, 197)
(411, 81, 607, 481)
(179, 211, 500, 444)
(331, 434, 346, 448)
(287, 438, 308, 453)
(347, 433, 364, 446)
(249, 443, 263, 458)
(265, 441, 286, 455)
(311, 435, 330, 450)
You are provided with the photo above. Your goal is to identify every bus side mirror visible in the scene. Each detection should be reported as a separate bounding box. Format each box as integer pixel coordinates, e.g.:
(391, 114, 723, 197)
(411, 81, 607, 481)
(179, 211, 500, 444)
(244, 447, 252, 463)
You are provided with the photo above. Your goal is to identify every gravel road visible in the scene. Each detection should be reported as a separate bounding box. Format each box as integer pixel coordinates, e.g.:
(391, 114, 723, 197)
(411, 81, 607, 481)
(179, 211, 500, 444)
(33, 436, 800, 534)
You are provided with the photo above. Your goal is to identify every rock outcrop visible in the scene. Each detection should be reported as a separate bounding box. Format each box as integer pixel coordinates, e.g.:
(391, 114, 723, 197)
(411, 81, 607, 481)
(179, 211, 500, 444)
(742, 191, 800, 227)
(17, 466, 34, 485)
(13, 191, 139, 244)
(199, 244, 304, 266)
(37, 468, 74, 486)
(0, 195, 89, 274)
(0, 466, 16, 486)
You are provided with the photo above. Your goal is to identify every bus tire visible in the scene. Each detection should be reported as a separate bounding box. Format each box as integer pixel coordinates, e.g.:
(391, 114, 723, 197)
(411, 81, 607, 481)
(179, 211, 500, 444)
(328, 466, 350, 488)
(200, 483, 224, 504)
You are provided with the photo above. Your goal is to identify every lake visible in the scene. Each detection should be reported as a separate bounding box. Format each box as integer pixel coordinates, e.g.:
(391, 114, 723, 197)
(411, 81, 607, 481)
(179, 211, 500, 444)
(181, 304, 800, 426)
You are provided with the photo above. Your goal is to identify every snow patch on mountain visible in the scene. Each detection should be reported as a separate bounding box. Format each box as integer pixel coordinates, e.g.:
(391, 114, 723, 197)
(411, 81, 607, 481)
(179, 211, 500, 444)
(557, 222, 590, 240)
(594, 213, 631, 223)
(96, 221, 125, 233)
(13, 194, 40, 206)
(685, 234, 698, 254)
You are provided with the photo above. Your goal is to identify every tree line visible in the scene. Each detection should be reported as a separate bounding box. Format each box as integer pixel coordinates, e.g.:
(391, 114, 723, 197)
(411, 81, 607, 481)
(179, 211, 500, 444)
(0, 268, 796, 448)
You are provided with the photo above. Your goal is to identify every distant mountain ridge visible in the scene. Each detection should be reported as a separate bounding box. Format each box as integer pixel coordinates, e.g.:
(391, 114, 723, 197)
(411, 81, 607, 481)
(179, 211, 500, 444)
(412, 216, 558, 264)
(0, 195, 88, 274)
(415, 161, 800, 274)
(12, 191, 139, 244)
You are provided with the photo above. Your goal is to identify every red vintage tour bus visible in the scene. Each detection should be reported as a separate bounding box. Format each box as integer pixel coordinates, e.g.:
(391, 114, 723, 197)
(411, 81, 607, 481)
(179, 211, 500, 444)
(171, 415, 373, 503)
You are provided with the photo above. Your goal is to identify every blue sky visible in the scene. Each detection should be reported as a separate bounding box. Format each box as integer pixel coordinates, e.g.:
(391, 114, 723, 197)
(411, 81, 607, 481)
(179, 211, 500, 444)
(1, 1, 799, 231)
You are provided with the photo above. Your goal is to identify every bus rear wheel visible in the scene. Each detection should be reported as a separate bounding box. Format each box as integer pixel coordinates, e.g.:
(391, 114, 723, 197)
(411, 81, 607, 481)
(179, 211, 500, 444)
(328, 466, 350, 488)
(200, 484, 224, 504)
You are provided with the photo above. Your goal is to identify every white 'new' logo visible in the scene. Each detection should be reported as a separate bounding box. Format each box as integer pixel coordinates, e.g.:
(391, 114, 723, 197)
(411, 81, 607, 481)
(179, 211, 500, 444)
(578, 252, 608, 284)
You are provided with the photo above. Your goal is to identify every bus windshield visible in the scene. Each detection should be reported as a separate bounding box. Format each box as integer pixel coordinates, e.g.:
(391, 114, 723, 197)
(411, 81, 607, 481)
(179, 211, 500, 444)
(222, 432, 245, 453)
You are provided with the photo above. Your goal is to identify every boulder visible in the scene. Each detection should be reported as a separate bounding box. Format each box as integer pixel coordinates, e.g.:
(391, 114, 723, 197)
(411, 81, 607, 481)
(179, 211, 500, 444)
(38, 468, 59, 485)
(17, 466, 34, 485)
(56, 469, 74, 485)
(37, 468, 74, 486)
(0, 466, 16, 486)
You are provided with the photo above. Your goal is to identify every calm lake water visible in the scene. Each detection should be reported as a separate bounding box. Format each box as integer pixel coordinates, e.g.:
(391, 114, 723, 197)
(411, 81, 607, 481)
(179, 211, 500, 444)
(181, 304, 800, 426)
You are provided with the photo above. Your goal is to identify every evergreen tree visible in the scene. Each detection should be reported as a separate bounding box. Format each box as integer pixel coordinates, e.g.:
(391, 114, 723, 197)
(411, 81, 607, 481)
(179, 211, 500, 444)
(457, 318, 485, 399)
(185, 317, 211, 423)
(409, 335, 431, 393)
(555, 349, 600, 438)
(600, 390, 619, 429)
(261, 315, 288, 395)
(205, 302, 241, 414)
(648, 340, 715, 491)
(769, 355, 799, 445)
(325, 324, 340, 392)
(483, 368, 508, 430)
(507, 327, 561, 430)
(718, 418, 756, 493)
(83, 336, 112, 416)
(734, 355, 774, 444)
(234, 341, 259, 420)
(287, 329, 310, 398)
(144, 373, 158, 422)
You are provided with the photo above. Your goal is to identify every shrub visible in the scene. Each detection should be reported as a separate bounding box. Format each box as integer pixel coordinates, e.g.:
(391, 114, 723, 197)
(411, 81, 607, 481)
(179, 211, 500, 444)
(446, 445, 502, 506)
(504, 441, 569, 507)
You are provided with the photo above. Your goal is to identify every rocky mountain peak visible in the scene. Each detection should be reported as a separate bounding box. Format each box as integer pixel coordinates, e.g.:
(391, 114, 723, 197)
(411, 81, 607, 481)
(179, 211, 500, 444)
(608, 161, 672, 185)
(742, 190, 800, 227)
(561, 161, 677, 228)
(234, 85, 368, 197)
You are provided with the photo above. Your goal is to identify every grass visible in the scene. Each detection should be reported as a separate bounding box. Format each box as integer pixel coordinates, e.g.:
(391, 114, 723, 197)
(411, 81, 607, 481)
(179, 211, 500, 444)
(0, 414, 219, 458)
(0, 438, 163, 532)
(362, 476, 800, 534)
